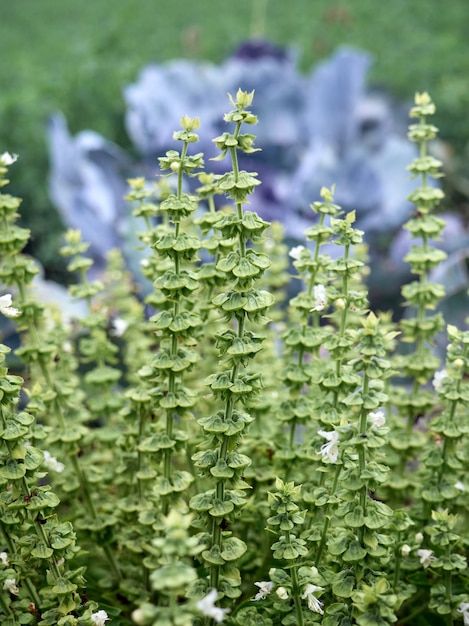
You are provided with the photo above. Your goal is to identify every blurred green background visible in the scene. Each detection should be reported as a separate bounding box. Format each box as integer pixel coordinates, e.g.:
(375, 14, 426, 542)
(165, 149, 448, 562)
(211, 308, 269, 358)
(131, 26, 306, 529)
(1, 0, 469, 279)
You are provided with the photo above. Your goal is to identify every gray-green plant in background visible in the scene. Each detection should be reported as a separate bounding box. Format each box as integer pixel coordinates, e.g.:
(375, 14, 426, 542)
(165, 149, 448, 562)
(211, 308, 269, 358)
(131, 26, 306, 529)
(1, 92, 469, 626)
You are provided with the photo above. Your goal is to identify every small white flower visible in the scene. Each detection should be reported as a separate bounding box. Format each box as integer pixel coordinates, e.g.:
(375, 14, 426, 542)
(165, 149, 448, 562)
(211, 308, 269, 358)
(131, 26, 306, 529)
(91, 610, 110, 626)
(253, 581, 273, 600)
(318, 429, 340, 463)
(301, 583, 325, 615)
(3, 578, 19, 595)
(432, 369, 448, 391)
(288, 245, 305, 260)
(417, 548, 436, 568)
(368, 409, 386, 428)
(0, 152, 18, 166)
(43, 451, 65, 473)
(276, 586, 289, 600)
(458, 602, 469, 625)
(0, 294, 20, 318)
(455, 481, 465, 492)
(0, 551, 8, 566)
(401, 544, 411, 557)
(197, 589, 229, 623)
(311, 284, 327, 311)
(415, 532, 424, 544)
(110, 318, 128, 337)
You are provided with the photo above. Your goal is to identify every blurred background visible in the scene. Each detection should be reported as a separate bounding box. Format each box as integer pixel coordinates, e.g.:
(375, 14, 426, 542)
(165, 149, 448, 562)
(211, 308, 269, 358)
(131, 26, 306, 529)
(1, 0, 468, 317)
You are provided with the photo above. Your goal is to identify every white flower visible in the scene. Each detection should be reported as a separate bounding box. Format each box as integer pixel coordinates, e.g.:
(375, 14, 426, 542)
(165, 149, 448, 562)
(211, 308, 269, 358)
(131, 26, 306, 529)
(0, 551, 8, 566)
(91, 610, 110, 626)
(301, 583, 325, 615)
(253, 581, 273, 600)
(110, 318, 128, 337)
(43, 450, 65, 473)
(368, 409, 386, 428)
(289, 245, 305, 260)
(0, 152, 18, 166)
(455, 481, 465, 492)
(432, 369, 448, 391)
(458, 602, 469, 625)
(0, 294, 20, 318)
(276, 586, 289, 600)
(318, 429, 340, 463)
(311, 284, 327, 311)
(401, 544, 411, 557)
(3, 578, 19, 595)
(417, 548, 436, 568)
(415, 532, 424, 544)
(197, 589, 229, 623)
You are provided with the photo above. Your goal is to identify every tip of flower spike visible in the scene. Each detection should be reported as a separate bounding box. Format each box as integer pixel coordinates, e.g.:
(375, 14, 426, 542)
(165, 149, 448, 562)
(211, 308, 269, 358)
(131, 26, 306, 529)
(410, 92, 436, 117)
(180, 115, 200, 131)
(415, 92, 431, 106)
(229, 89, 255, 109)
(320, 185, 335, 203)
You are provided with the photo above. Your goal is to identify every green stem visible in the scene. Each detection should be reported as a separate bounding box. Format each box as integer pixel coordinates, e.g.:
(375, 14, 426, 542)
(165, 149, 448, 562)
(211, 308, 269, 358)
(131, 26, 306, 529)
(137, 404, 149, 499)
(392, 540, 401, 592)
(357, 373, 369, 545)
(315, 461, 342, 566)
(288, 533, 304, 626)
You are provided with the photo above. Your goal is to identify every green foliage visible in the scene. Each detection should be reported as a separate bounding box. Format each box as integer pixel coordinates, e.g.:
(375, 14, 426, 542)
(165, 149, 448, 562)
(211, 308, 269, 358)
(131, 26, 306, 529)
(1, 93, 469, 626)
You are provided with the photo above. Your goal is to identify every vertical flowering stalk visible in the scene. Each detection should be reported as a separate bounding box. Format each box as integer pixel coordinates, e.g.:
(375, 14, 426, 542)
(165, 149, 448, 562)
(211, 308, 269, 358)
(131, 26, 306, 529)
(0, 155, 112, 605)
(302, 205, 367, 564)
(266, 478, 310, 626)
(277, 187, 339, 463)
(417, 325, 469, 512)
(148, 115, 204, 512)
(0, 290, 86, 624)
(390, 92, 446, 498)
(190, 90, 273, 606)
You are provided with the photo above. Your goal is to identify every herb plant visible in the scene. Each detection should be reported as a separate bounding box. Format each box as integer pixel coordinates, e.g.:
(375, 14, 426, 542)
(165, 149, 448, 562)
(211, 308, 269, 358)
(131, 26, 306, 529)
(0, 92, 468, 626)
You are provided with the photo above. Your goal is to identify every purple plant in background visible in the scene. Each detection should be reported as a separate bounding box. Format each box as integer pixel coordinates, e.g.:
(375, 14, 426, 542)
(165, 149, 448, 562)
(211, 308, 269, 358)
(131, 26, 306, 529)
(48, 113, 131, 272)
(46, 43, 469, 313)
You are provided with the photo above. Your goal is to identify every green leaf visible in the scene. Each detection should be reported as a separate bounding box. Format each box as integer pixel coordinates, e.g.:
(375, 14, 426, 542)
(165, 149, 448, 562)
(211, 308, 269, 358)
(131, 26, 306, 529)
(345, 506, 366, 528)
(332, 569, 355, 598)
(51, 578, 77, 594)
(342, 540, 367, 562)
(31, 543, 54, 559)
(0, 459, 26, 480)
(220, 537, 247, 561)
(364, 500, 394, 530)
(209, 498, 235, 517)
(151, 563, 197, 590)
(210, 460, 235, 479)
(202, 545, 226, 565)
